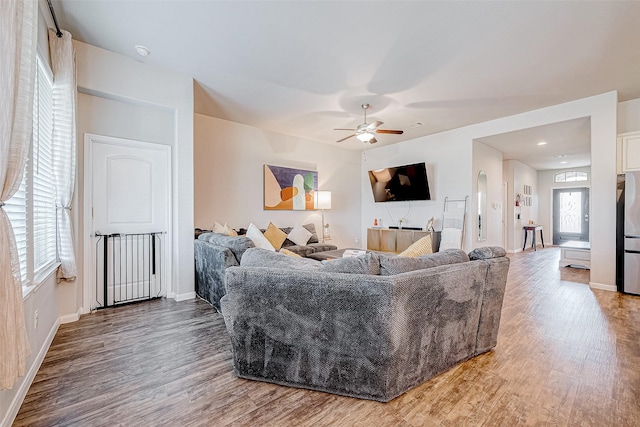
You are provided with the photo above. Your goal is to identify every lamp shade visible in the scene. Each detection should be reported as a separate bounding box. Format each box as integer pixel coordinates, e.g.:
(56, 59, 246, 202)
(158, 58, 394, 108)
(315, 191, 332, 210)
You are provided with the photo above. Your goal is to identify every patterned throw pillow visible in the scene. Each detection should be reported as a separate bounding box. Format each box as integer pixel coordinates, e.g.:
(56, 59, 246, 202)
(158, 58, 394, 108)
(288, 224, 313, 246)
(246, 223, 275, 251)
(398, 235, 433, 257)
(264, 222, 288, 250)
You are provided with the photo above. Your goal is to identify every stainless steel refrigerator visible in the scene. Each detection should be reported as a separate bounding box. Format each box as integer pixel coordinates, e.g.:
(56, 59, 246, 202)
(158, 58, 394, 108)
(617, 172, 640, 295)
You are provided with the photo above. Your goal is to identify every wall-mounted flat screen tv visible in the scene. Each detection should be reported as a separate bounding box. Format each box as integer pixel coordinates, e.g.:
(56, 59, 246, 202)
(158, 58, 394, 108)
(368, 162, 431, 202)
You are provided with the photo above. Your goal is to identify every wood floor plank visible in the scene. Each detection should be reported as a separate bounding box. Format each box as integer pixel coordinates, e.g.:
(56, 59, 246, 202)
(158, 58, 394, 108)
(13, 247, 640, 426)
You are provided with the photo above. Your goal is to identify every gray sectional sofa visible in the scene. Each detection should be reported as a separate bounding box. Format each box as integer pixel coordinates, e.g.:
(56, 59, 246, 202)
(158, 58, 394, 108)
(194, 224, 336, 310)
(220, 246, 510, 402)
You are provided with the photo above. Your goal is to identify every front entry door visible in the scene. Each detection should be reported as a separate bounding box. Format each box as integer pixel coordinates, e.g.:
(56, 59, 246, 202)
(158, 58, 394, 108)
(552, 187, 589, 245)
(85, 134, 171, 310)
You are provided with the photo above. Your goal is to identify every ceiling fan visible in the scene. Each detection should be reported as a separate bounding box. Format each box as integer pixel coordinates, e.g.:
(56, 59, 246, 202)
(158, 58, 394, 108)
(334, 103, 404, 144)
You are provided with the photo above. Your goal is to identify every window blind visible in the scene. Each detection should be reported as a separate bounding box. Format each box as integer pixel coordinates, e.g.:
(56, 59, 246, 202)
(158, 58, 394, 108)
(33, 58, 57, 273)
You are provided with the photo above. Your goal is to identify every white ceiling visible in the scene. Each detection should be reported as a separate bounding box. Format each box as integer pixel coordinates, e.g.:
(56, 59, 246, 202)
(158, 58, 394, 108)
(51, 1, 640, 168)
(476, 117, 592, 171)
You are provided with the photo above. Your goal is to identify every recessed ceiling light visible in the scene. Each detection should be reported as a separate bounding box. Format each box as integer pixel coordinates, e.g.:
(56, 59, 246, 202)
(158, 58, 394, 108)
(408, 122, 424, 128)
(560, 161, 568, 164)
(135, 45, 150, 57)
(537, 141, 547, 146)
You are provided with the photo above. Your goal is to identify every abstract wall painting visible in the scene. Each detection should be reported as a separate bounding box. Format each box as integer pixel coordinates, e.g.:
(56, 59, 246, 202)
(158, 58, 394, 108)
(264, 164, 317, 210)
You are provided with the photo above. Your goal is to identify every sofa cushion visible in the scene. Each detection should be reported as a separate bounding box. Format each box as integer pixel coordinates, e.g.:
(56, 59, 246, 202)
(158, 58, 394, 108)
(240, 248, 320, 270)
(468, 246, 507, 260)
(247, 223, 276, 251)
(287, 224, 313, 246)
(198, 232, 255, 262)
(319, 252, 381, 275)
(398, 234, 433, 257)
(264, 222, 288, 250)
(380, 249, 470, 276)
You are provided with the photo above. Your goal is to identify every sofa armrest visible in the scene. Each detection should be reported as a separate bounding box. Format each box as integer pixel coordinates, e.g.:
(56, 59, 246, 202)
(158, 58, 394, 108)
(194, 239, 239, 311)
(473, 256, 509, 354)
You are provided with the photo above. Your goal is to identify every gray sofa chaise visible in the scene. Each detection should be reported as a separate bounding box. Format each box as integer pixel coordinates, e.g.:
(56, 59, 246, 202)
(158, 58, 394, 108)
(220, 246, 510, 402)
(195, 224, 336, 310)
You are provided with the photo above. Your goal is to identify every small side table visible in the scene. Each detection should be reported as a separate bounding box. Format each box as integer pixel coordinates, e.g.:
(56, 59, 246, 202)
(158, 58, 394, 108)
(522, 225, 544, 251)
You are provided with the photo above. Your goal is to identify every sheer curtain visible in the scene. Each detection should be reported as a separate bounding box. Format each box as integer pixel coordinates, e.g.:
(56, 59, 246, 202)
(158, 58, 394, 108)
(49, 29, 77, 280)
(0, 0, 37, 390)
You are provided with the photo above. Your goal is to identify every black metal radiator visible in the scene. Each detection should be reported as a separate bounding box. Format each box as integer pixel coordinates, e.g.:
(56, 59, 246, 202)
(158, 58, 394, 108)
(94, 232, 165, 309)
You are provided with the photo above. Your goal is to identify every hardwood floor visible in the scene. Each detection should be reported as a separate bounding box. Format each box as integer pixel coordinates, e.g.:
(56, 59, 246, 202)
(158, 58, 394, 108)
(14, 248, 640, 426)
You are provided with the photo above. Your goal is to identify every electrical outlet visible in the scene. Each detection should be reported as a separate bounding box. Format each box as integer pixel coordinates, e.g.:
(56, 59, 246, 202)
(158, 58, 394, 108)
(355, 237, 359, 244)
(34, 310, 39, 330)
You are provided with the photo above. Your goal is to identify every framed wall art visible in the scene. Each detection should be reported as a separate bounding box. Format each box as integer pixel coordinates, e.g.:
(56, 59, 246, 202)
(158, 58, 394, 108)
(263, 164, 318, 210)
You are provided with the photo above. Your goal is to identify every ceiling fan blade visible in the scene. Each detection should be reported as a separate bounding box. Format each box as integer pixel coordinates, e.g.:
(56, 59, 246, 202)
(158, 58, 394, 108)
(369, 137, 378, 144)
(336, 134, 355, 143)
(375, 129, 404, 135)
(333, 128, 356, 131)
(366, 120, 384, 130)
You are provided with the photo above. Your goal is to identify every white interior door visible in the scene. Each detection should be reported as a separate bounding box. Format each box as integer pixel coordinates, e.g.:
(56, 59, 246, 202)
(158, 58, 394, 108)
(85, 134, 171, 309)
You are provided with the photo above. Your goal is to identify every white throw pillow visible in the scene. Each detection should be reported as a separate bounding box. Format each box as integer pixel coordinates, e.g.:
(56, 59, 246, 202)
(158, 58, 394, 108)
(288, 224, 313, 246)
(223, 223, 238, 236)
(246, 223, 275, 251)
(212, 221, 225, 234)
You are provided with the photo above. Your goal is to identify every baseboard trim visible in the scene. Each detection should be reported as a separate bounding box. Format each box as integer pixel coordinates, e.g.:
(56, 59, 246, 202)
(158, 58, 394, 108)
(173, 291, 195, 302)
(2, 318, 60, 427)
(589, 282, 617, 292)
(59, 308, 82, 324)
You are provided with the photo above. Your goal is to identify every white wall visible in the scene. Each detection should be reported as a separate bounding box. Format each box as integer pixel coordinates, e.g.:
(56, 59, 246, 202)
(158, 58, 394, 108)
(0, 275, 59, 427)
(363, 92, 617, 289)
(618, 98, 640, 133)
(194, 114, 362, 249)
(73, 40, 195, 305)
(472, 141, 504, 248)
(537, 166, 591, 245)
(503, 160, 538, 252)
(361, 134, 472, 249)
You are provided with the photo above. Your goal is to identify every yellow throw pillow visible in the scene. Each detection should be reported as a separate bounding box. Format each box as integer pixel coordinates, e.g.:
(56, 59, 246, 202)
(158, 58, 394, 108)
(279, 248, 302, 258)
(398, 234, 433, 257)
(264, 222, 288, 250)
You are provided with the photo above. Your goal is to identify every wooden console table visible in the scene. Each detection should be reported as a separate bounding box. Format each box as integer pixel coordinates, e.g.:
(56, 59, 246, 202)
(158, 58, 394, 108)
(367, 228, 440, 253)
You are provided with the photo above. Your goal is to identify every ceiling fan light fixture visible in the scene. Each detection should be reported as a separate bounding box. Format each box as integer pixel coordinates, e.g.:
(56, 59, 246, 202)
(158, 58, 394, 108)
(357, 132, 374, 142)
